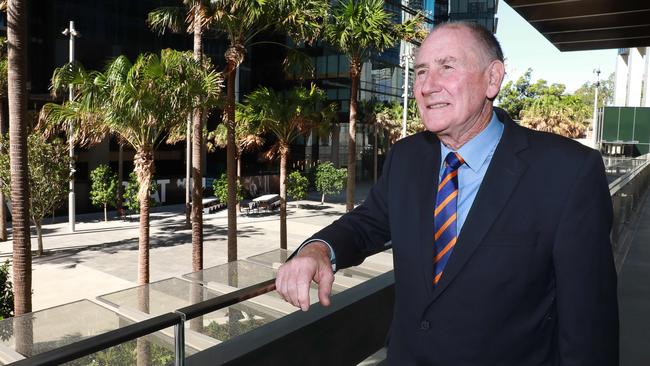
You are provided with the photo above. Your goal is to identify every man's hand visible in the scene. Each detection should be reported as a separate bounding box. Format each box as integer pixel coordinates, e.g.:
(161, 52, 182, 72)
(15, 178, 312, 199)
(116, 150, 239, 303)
(275, 242, 334, 311)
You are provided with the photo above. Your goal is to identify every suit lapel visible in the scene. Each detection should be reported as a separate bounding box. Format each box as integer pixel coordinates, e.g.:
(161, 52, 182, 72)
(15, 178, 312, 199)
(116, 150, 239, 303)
(429, 111, 529, 303)
(419, 132, 440, 298)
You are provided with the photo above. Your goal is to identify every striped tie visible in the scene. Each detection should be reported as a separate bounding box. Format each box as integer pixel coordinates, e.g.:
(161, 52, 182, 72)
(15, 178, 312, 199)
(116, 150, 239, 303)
(433, 152, 465, 286)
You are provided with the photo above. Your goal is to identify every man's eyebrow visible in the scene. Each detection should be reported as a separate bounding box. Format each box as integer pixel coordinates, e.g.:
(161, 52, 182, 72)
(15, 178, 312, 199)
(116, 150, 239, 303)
(435, 56, 457, 64)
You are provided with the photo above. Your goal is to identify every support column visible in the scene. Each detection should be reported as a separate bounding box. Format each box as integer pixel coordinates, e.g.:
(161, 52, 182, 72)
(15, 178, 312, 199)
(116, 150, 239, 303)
(627, 47, 644, 107)
(614, 50, 629, 106)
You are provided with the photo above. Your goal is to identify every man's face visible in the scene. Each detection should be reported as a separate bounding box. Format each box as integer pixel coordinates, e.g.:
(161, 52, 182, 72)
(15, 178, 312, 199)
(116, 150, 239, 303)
(413, 27, 495, 139)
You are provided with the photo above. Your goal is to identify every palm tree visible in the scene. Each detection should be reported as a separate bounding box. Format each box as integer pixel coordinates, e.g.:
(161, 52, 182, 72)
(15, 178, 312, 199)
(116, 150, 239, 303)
(149, 0, 216, 270)
(5, 0, 31, 318)
(239, 85, 331, 249)
(208, 112, 264, 180)
(40, 50, 221, 285)
(198, 0, 327, 262)
(323, 0, 423, 211)
(0, 37, 8, 242)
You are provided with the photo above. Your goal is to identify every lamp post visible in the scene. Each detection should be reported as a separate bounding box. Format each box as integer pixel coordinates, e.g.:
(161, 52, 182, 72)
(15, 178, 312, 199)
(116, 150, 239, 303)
(63, 21, 79, 232)
(592, 68, 601, 149)
(400, 42, 413, 139)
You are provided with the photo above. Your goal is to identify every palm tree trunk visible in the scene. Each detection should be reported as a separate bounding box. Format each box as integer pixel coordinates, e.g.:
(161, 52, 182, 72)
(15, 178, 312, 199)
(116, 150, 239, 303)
(279, 144, 288, 250)
(8, 0, 32, 316)
(136, 285, 151, 366)
(117, 143, 124, 218)
(346, 61, 360, 212)
(191, 6, 204, 272)
(225, 59, 239, 263)
(0, 97, 6, 242)
(134, 149, 154, 285)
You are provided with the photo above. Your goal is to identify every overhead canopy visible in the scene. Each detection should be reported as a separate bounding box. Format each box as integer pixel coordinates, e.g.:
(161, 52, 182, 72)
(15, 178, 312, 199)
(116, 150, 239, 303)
(504, 0, 650, 51)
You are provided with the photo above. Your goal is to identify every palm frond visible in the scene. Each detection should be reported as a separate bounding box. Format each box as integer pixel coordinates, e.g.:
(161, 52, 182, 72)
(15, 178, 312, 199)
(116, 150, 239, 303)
(147, 6, 187, 35)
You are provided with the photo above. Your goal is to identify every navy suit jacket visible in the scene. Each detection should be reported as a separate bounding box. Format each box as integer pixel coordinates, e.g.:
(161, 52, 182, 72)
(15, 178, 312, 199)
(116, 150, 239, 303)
(309, 108, 618, 365)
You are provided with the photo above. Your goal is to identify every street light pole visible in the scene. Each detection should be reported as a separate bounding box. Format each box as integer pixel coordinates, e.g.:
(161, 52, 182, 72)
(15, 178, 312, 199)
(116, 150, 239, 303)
(63, 21, 79, 232)
(592, 68, 601, 149)
(401, 43, 412, 139)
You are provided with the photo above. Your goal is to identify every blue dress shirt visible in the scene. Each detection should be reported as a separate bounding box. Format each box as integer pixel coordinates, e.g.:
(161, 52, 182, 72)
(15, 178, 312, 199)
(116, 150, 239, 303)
(440, 111, 504, 234)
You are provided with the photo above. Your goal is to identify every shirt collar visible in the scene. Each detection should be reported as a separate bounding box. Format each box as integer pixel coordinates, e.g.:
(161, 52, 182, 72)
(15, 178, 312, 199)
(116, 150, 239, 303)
(440, 111, 504, 173)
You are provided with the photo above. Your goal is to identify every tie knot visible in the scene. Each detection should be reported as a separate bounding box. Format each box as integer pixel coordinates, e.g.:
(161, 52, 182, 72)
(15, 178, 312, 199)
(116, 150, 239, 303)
(445, 152, 464, 170)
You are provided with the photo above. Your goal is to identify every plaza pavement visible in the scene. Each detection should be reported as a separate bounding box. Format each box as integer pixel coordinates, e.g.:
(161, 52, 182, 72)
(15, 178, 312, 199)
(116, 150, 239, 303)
(0, 184, 372, 312)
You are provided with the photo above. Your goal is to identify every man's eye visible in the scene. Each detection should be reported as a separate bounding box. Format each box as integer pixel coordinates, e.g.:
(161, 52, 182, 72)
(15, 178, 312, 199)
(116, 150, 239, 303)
(442, 64, 453, 70)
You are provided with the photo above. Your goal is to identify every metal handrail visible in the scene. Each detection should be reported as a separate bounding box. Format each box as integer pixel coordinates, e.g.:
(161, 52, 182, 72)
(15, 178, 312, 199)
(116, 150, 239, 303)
(7, 279, 279, 366)
(609, 154, 650, 195)
(176, 279, 276, 321)
(9, 312, 182, 366)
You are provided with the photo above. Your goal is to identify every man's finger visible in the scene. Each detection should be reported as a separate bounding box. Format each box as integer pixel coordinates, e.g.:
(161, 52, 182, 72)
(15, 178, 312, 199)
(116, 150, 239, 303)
(317, 270, 334, 307)
(296, 267, 312, 311)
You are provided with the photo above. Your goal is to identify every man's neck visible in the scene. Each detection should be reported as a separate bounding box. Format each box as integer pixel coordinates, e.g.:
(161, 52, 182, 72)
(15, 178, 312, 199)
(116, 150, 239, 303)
(438, 104, 493, 150)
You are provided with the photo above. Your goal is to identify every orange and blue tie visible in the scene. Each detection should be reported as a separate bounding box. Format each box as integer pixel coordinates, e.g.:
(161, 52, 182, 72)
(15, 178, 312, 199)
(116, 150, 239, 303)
(433, 152, 465, 286)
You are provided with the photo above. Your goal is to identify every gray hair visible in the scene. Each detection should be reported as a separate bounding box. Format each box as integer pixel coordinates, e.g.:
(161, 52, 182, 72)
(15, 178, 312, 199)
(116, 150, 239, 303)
(430, 21, 504, 64)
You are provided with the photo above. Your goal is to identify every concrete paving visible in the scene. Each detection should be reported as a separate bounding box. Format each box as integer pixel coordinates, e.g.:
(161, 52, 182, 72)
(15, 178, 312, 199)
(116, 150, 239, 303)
(0, 198, 354, 311)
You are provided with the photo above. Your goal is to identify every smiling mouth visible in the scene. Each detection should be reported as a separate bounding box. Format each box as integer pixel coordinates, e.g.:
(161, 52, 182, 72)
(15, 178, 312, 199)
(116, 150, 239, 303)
(427, 103, 449, 109)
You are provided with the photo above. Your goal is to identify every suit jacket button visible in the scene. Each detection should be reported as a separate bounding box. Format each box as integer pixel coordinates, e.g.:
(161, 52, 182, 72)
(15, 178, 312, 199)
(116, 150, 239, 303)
(420, 320, 430, 330)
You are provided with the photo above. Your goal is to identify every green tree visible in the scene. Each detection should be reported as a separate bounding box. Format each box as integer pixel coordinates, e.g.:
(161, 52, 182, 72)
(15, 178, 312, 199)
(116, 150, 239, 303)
(287, 171, 308, 201)
(149, 0, 224, 271)
(39, 50, 221, 285)
(238, 85, 332, 249)
(123, 172, 158, 213)
(0, 135, 70, 256)
(90, 164, 118, 222)
(323, 0, 423, 211)
(315, 162, 347, 205)
(212, 173, 242, 204)
(497, 68, 535, 119)
(208, 113, 263, 180)
(573, 72, 615, 109)
(196, 0, 327, 262)
(0, 260, 13, 320)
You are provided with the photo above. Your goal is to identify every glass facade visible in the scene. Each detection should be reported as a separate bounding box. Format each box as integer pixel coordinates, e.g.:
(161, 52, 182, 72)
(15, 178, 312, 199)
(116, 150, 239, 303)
(448, 0, 499, 33)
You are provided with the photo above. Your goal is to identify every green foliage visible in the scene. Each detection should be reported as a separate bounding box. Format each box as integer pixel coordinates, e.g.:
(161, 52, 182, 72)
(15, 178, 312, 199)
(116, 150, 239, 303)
(0, 134, 70, 224)
(55, 338, 173, 366)
(124, 172, 157, 213)
(315, 162, 347, 203)
(89, 164, 117, 210)
(573, 72, 615, 109)
(324, 0, 424, 65)
(213, 173, 242, 204)
(203, 312, 267, 341)
(497, 68, 568, 119)
(367, 99, 424, 144)
(287, 171, 308, 201)
(0, 260, 13, 320)
(238, 84, 332, 160)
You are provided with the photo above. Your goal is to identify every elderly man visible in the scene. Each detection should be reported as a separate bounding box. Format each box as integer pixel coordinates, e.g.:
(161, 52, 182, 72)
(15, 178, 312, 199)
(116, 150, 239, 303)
(276, 21, 618, 365)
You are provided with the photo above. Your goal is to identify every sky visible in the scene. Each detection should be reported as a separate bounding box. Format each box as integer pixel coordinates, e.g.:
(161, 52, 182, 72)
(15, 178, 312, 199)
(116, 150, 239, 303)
(495, 2, 617, 93)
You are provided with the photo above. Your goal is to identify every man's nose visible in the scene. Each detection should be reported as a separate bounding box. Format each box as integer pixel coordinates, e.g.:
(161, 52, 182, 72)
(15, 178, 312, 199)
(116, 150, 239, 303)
(418, 73, 442, 95)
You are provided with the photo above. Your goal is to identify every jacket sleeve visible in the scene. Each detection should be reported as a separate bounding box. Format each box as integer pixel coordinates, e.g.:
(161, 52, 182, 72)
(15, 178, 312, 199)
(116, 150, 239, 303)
(304, 147, 396, 269)
(552, 149, 619, 365)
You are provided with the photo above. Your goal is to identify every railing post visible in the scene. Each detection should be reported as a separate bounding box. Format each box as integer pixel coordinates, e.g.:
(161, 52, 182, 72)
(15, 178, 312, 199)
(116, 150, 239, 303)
(174, 313, 186, 366)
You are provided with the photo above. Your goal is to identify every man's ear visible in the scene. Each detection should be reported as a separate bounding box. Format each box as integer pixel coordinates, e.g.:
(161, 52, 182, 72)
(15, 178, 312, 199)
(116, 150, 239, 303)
(486, 60, 505, 100)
